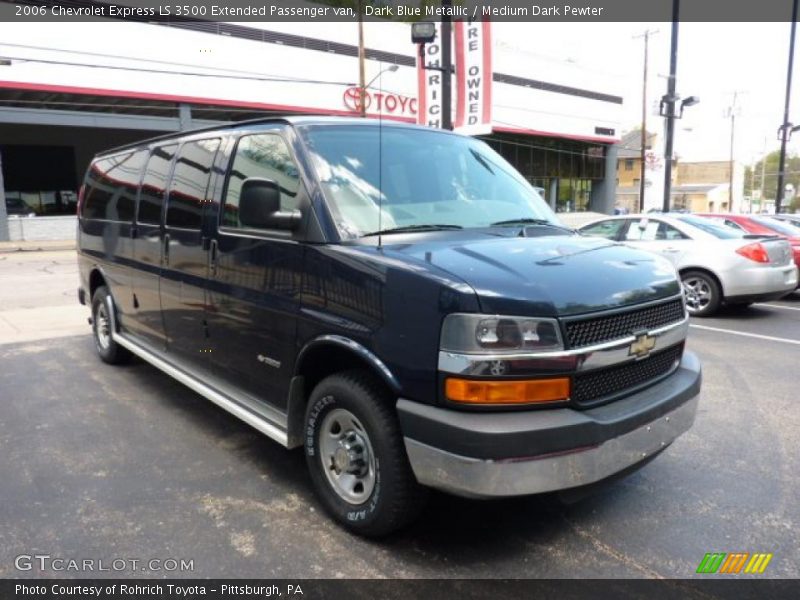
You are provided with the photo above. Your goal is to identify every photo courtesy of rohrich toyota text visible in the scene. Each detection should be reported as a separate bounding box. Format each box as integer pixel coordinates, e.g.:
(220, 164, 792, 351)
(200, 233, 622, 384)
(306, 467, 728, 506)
(0, 0, 799, 598)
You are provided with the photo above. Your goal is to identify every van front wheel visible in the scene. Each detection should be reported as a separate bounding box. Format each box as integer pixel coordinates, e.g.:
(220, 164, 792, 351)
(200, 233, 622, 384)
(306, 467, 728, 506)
(304, 370, 426, 537)
(91, 286, 131, 365)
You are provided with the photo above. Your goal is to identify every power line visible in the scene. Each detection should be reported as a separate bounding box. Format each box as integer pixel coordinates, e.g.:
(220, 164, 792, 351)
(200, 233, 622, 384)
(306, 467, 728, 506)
(0, 54, 356, 86)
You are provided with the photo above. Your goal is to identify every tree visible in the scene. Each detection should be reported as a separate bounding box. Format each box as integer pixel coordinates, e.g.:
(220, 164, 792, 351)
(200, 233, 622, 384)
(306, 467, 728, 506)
(745, 151, 800, 202)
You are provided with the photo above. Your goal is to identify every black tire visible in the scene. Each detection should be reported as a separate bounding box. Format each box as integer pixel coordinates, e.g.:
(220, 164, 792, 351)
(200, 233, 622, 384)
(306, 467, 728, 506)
(304, 370, 427, 537)
(91, 286, 131, 365)
(681, 270, 722, 317)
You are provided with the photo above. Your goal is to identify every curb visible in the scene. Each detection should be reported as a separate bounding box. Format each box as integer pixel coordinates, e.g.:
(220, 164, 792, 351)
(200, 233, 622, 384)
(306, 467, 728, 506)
(0, 241, 76, 253)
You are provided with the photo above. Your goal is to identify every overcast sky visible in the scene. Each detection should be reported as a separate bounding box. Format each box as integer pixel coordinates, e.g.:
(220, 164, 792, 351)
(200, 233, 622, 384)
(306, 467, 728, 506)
(496, 22, 800, 165)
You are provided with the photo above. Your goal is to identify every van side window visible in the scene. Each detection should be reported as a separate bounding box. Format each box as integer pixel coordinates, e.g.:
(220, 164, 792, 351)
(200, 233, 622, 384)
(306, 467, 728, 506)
(82, 150, 147, 222)
(223, 134, 300, 228)
(166, 139, 221, 230)
(138, 144, 177, 225)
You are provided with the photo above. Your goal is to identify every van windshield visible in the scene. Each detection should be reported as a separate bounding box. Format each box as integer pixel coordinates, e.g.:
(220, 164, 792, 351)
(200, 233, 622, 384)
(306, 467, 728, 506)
(299, 124, 558, 238)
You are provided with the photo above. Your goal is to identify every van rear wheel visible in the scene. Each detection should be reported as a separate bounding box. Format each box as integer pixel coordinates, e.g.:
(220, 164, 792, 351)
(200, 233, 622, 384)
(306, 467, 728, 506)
(91, 286, 131, 365)
(304, 370, 427, 537)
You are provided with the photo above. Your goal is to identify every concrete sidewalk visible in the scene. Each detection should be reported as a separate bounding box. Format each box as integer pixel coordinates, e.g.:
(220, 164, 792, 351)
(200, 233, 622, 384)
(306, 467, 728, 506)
(0, 239, 76, 253)
(0, 248, 88, 344)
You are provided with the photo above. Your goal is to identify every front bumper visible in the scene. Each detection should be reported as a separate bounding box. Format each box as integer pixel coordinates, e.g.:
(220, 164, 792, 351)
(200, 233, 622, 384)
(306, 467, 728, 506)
(398, 351, 701, 498)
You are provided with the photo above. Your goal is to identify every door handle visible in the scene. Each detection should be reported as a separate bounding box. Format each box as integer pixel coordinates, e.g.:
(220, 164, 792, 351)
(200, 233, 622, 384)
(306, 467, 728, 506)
(663, 247, 681, 253)
(209, 239, 218, 276)
(163, 233, 170, 266)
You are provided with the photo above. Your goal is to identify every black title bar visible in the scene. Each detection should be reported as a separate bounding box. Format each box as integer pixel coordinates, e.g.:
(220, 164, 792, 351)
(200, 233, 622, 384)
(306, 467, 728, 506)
(1, 0, 799, 22)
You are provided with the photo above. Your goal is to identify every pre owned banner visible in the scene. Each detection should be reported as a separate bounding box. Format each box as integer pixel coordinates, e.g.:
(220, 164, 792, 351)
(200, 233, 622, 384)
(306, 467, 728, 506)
(454, 20, 492, 135)
(417, 21, 492, 133)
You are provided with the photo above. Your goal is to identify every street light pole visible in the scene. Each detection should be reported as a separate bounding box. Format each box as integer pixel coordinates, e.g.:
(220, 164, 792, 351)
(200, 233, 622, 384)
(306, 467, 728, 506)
(776, 0, 799, 213)
(441, 0, 453, 130)
(662, 0, 680, 213)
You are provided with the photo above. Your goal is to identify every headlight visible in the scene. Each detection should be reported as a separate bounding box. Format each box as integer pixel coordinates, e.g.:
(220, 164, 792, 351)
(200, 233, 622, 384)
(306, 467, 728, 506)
(440, 313, 563, 354)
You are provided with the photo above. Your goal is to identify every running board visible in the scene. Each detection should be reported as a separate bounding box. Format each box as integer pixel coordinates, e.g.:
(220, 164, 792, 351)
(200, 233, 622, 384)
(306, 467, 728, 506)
(111, 326, 290, 448)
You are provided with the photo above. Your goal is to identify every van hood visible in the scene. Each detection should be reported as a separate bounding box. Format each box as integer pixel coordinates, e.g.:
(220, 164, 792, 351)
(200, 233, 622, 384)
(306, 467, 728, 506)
(375, 233, 680, 316)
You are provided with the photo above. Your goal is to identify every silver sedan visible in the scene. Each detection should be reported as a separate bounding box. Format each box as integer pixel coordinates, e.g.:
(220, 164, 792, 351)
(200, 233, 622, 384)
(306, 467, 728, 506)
(578, 214, 798, 317)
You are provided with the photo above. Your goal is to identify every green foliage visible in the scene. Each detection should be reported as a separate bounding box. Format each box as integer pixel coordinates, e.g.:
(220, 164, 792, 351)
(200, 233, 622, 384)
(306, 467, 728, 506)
(745, 150, 800, 202)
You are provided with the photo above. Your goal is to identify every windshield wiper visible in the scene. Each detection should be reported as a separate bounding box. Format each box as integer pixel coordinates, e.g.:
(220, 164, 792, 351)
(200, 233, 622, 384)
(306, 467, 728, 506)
(490, 218, 573, 231)
(362, 224, 463, 237)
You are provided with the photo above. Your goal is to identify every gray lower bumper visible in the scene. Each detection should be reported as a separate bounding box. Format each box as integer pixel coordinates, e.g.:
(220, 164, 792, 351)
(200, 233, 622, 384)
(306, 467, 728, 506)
(403, 394, 699, 499)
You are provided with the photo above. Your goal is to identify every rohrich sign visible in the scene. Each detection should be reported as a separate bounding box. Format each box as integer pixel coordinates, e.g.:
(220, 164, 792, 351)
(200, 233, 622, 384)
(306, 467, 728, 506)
(342, 86, 417, 118)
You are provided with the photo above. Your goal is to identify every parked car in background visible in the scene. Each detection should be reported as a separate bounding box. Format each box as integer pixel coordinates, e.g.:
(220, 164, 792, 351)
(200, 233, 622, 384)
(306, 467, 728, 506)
(696, 213, 800, 274)
(579, 214, 798, 316)
(773, 213, 800, 228)
(5, 196, 36, 217)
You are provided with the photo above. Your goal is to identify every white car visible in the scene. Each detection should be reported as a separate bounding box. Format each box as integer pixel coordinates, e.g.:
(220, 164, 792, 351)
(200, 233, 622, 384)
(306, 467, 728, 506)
(579, 214, 798, 316)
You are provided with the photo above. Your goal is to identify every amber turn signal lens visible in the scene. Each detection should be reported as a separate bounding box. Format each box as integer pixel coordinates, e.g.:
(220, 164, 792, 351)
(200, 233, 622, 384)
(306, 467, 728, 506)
(445, 377, 570, 405)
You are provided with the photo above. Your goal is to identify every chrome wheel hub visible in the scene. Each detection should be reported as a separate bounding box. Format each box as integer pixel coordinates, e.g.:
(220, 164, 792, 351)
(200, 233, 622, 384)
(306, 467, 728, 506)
(319, 408, 376, 505)
(95, 302, 111, 349)
(683, 277, 711, 313)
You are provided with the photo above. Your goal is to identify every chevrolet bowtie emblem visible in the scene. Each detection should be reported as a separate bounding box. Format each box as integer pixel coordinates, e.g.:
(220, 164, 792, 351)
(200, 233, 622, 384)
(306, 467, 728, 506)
(629, 332, 656, 359)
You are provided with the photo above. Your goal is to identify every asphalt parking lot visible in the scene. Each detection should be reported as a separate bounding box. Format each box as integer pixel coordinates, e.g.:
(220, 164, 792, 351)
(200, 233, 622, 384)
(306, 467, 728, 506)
(0, 250, 798, 579)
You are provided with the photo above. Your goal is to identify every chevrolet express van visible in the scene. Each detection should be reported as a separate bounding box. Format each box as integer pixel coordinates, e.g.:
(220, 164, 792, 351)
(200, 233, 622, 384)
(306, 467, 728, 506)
(77, 117, 701, 536)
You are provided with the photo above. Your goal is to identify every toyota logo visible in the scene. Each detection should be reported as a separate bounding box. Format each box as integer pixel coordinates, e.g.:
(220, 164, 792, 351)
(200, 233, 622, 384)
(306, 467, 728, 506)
(343, 86, 371, 112)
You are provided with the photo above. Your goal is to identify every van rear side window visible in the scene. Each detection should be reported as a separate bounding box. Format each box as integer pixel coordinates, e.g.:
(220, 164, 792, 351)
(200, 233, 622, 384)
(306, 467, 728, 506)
(166, 139, 221, 230)
(138, 145, 177, 225)
(82, 150, 147, 222)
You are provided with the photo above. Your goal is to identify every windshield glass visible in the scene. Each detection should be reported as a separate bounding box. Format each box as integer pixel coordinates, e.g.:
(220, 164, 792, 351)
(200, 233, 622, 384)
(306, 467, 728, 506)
(677, 215, 745, 239)
(298, 124, 558, 238)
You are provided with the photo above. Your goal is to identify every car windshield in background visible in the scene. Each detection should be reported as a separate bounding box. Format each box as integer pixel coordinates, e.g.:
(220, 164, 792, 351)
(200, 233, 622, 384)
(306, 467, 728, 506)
(752, 216, 800, 236)
(298, 125, 557, 238)
(677, 215, 745, 239)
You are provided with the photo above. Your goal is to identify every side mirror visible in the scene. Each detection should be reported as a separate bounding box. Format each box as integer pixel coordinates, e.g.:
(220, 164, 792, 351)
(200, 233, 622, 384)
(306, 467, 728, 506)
(637, 218, 649, 230)
(239, 178, 302, 230)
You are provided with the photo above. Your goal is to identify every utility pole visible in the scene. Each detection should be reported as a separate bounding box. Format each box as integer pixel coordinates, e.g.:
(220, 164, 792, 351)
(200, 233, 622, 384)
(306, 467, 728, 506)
(776, 0, 799, 213)
(725, 91, 741, 212)
(357, 0, 366, 117)
(760, 137, 768, 212)
(441, 0, 453, 130)
(662, 0, 680, 213)
(634, 29, 658, 212)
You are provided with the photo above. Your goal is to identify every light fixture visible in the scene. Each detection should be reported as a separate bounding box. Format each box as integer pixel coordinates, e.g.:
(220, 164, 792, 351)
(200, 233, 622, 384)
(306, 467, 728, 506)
(411, 21, 436, 44)
(681, 95, 700, 108)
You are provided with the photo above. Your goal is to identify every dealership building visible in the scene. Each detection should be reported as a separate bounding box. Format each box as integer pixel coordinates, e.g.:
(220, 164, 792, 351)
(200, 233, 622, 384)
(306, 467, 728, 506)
(0, 17, 624, 241)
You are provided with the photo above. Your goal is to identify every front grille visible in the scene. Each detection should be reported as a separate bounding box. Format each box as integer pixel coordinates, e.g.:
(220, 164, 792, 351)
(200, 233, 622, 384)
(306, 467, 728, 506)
(572, 344, 683, 407)
(564, 298, 685, 349)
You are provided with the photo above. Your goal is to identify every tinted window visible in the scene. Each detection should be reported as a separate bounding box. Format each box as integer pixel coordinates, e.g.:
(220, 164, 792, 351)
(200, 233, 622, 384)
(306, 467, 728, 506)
(223, 134, 300, 229)
(82, 151, 147, 221)
(677, 215, 744, 239)
(580, 219, 625, 240)
(138, 145, 177, 225)
(166, 139, 220, 230)
(752, 216, 800, 236)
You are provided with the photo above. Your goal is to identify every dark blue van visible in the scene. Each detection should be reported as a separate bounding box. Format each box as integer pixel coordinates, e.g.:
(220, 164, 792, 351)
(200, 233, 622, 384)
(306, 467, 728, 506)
(77, 117, 701, 536)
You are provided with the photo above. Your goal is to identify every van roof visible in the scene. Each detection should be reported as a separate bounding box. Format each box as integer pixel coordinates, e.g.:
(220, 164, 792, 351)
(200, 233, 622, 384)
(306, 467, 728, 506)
(96, 115, 447, 158)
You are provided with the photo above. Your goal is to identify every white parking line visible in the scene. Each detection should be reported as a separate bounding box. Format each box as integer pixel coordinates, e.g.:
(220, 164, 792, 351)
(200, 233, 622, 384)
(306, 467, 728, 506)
(754, 303, 800, 312)
(690, 324, 800, 345)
